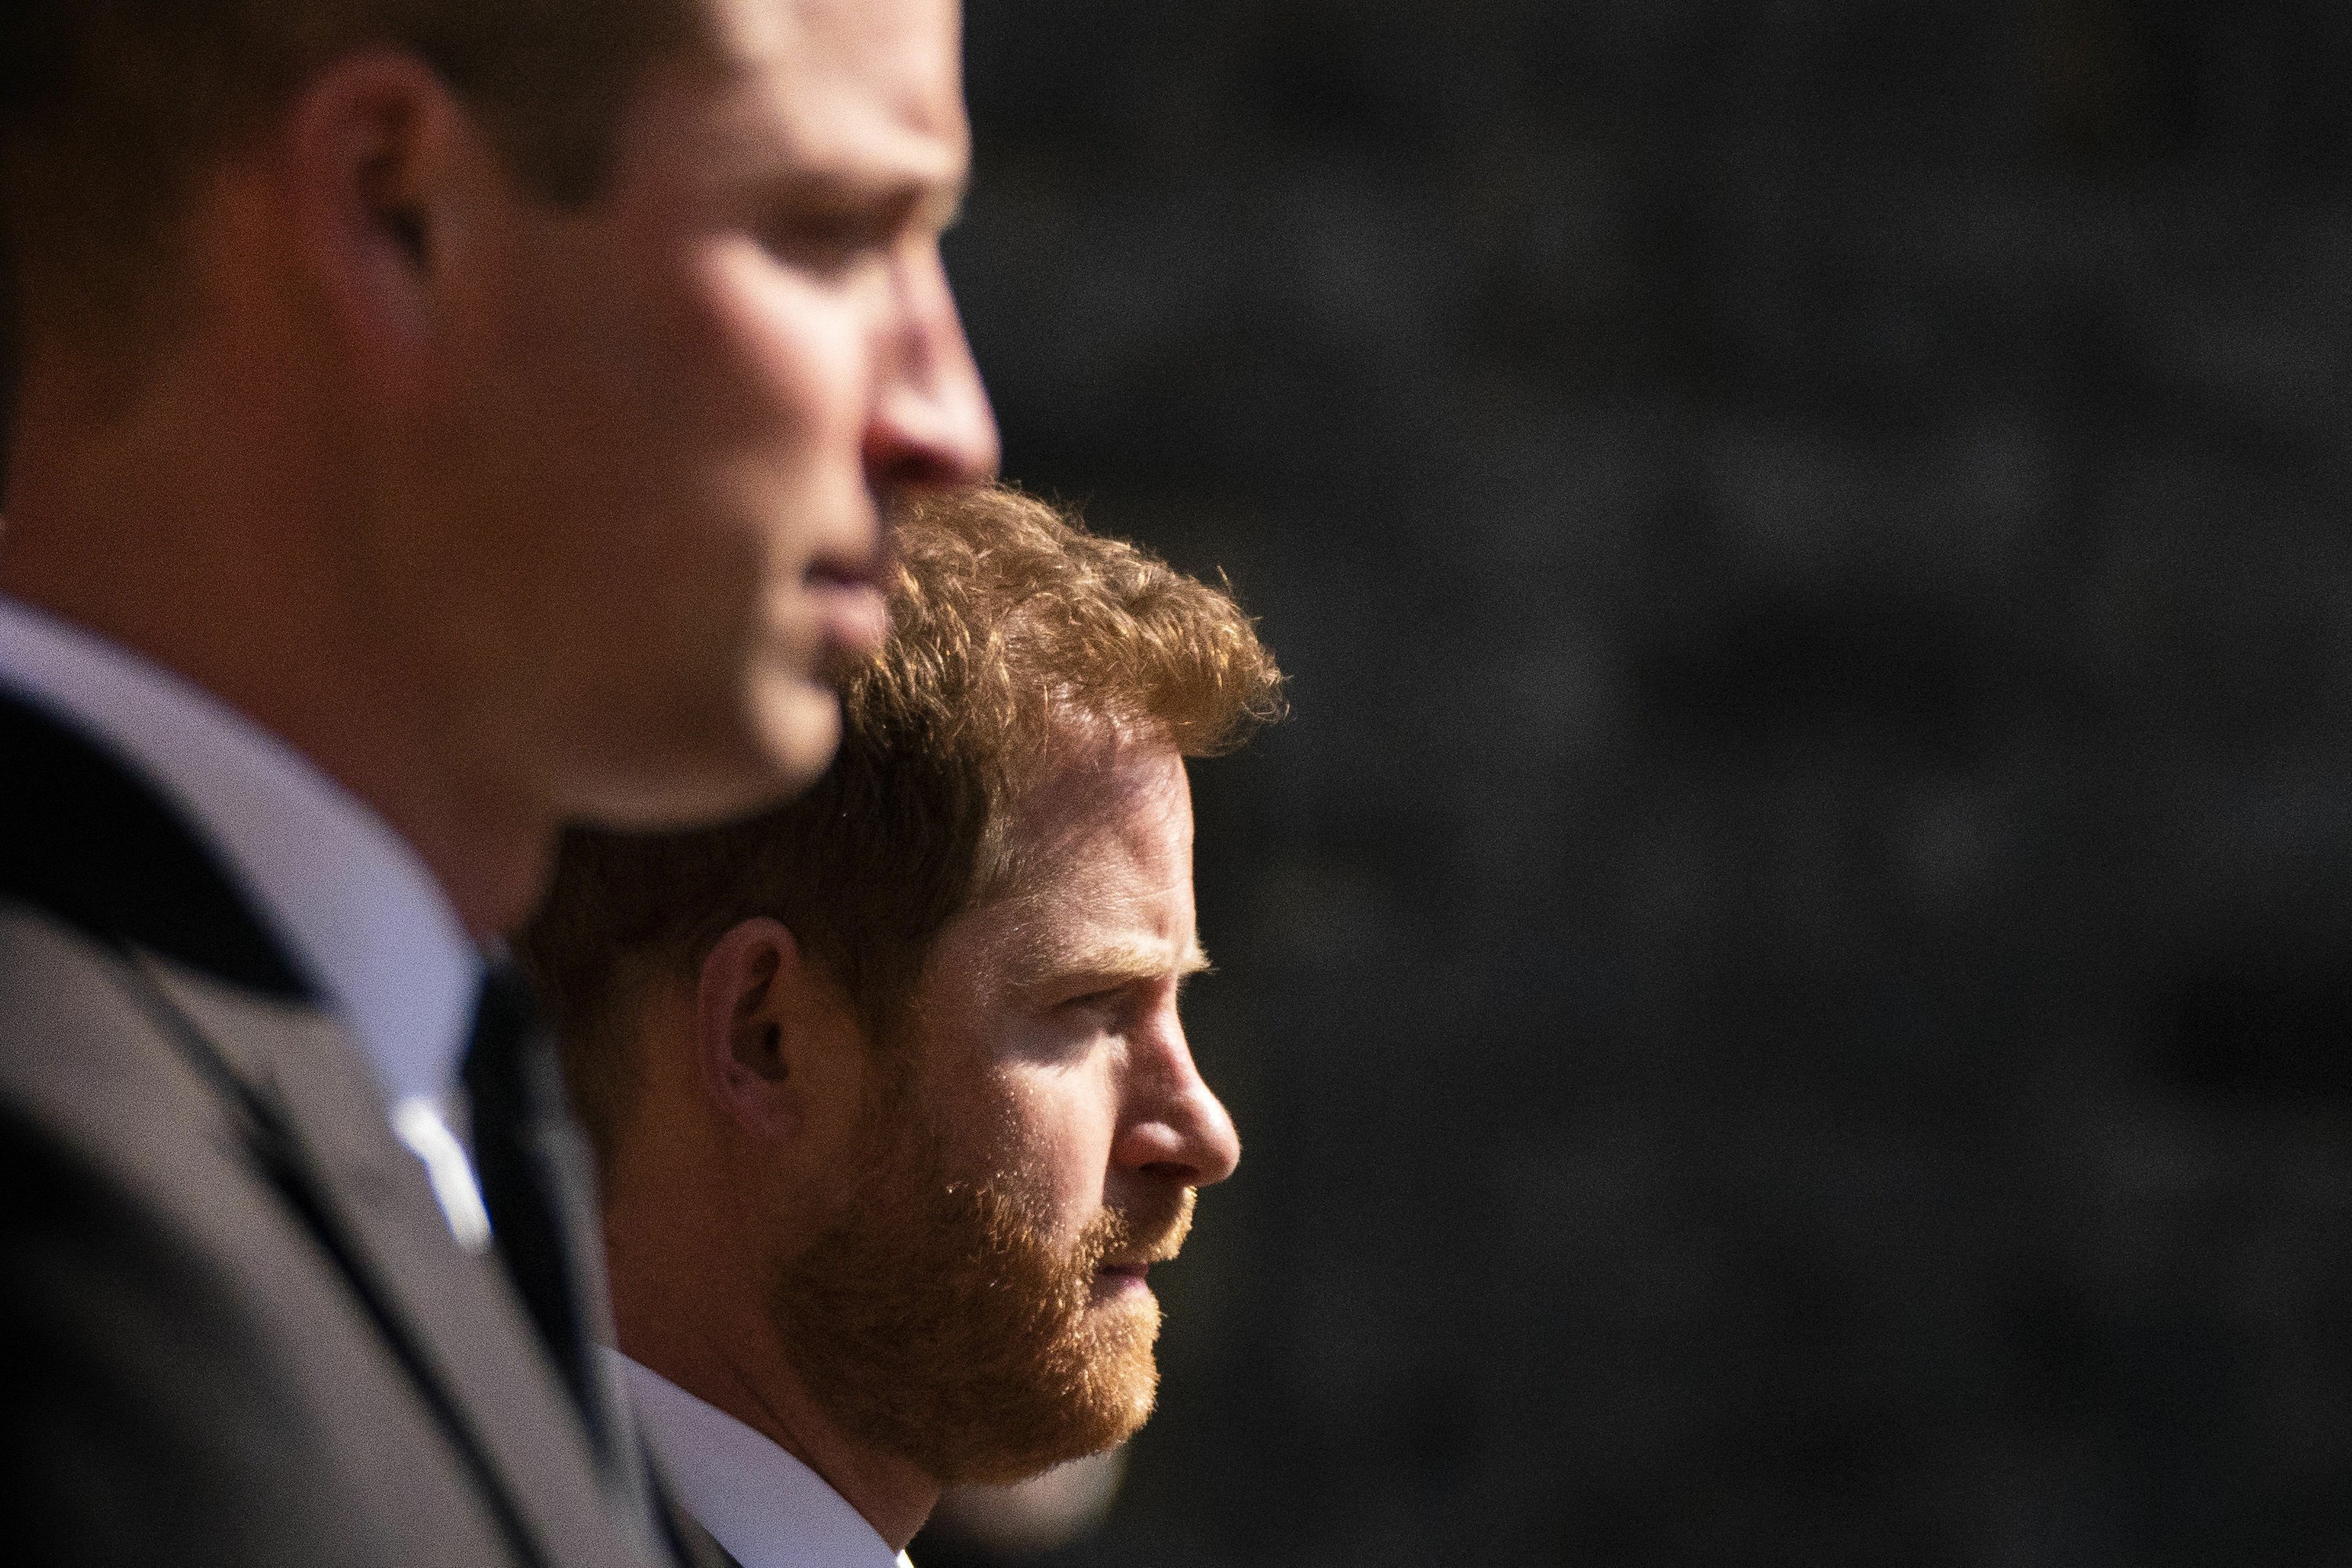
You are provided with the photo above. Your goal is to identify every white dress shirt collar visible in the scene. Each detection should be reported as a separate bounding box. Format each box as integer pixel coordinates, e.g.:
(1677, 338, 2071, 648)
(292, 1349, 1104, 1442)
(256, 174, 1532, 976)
(608, 1349, 913, 1568)
(0, 595, 481, 1104)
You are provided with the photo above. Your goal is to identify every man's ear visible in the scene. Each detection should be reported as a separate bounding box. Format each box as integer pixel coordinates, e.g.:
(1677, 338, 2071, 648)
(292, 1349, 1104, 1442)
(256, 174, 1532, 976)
(274, 49, 476, 364)
(694, 916, 841, 1139)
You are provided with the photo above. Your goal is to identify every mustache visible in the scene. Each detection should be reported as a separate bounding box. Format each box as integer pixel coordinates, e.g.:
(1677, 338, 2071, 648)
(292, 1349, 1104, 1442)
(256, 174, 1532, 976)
(1082, 1186, 1197, 1271)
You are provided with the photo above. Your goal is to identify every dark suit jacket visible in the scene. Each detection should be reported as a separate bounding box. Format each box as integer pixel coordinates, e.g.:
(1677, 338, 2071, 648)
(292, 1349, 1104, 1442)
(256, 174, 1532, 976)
(0, 691, 661, 1568)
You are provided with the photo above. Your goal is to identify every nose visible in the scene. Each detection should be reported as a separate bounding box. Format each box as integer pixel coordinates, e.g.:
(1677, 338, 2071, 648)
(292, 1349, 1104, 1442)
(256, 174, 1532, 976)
(1113, 1012, 1242, 1190)
(866, 249, 1000, 492)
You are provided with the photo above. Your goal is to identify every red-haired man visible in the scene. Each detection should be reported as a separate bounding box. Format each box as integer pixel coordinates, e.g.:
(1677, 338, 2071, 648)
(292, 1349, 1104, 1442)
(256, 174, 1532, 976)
(525, 487, 1283, 1566)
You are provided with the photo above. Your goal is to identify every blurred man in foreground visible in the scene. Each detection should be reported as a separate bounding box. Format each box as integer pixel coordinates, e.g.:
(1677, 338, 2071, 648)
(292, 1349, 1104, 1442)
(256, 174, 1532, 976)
(523, 486, 1283, 1565)
(0, 0, 993, 1562)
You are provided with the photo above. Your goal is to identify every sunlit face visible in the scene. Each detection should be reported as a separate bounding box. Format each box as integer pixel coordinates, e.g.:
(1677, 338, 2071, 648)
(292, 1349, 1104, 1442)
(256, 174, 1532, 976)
(388, 0, 997, 826)
(771, 737, 1243, 1483)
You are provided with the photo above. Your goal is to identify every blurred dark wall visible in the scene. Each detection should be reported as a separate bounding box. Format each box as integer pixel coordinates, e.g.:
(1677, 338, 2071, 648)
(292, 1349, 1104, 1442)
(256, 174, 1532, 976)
(936, 3, 2352, 1563)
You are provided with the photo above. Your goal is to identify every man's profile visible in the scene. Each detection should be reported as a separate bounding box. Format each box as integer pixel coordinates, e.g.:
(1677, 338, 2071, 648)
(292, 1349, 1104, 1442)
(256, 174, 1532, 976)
(0, 0, 993, 1563)
(522, 485, 1284, 1563)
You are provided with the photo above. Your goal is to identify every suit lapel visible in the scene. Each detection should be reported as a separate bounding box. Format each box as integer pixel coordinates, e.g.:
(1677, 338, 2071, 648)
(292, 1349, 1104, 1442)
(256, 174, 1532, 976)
(139, 953, 654, 1568)
(0, 690, 652, 1568)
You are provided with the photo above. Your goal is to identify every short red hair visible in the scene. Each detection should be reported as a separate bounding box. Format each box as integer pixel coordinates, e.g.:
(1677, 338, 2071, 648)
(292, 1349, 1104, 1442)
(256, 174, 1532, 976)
(521, 484, 1285, 1161)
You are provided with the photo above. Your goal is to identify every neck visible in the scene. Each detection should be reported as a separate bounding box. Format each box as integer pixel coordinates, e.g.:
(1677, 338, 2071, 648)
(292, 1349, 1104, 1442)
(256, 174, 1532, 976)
(607, 1169, 942, 1553)
(1, 360, 554, 940)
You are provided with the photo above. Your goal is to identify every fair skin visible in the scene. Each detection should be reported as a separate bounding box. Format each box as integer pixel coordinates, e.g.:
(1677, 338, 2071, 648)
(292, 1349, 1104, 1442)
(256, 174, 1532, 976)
(0, 0, 996, 937)
(604, 737, 1242, 1550)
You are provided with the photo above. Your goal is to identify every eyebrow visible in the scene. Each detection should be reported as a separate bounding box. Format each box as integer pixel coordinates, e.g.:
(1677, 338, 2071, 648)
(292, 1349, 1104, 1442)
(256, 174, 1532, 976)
(1004, 934, 1214, 995)
(768, 162, 968, 236)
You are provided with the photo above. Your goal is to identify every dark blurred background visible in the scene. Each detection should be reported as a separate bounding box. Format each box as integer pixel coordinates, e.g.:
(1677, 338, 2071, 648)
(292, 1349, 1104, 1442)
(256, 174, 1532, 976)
(918, 2, 2352, 1563)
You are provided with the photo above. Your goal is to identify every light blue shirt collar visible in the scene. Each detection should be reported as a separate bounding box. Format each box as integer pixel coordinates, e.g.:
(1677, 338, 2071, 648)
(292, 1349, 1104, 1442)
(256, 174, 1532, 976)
(0, 594, 481, 1102)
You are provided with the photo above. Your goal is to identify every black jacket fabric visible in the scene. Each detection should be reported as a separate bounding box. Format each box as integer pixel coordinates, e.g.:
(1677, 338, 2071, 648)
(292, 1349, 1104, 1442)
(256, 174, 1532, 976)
(0, 691, 662, 1568)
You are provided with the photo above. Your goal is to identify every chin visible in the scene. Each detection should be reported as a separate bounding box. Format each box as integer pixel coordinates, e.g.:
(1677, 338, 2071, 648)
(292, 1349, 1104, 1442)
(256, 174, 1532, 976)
(749, 677, 847, 797)
(560, 690, 839, 831)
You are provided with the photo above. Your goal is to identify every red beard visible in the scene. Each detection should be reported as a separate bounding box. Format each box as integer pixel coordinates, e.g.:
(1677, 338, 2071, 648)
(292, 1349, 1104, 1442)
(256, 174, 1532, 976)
(770, 1079, 1194, 1485)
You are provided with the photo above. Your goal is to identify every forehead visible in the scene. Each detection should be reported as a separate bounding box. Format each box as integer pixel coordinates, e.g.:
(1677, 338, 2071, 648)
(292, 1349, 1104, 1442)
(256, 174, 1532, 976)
(700, 0, 971, 176)
(931, 742, 1200, 992)
(1007, 739, 1194, 882)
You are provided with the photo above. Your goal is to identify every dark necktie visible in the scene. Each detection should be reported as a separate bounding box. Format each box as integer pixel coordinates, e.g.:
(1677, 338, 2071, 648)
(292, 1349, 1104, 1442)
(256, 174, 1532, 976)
(462, 960, 652, 1529)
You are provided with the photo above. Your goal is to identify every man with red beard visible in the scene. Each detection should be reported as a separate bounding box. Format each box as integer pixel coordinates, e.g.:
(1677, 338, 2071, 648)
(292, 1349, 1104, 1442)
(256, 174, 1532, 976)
(521, 484, 1284, 1566)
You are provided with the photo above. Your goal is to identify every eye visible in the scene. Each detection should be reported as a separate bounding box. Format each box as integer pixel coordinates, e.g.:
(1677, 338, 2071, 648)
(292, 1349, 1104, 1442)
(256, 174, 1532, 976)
(1058, 985, 1125, 1016)
(757, 180, 935, 280)
(760, 220, 871, 276)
